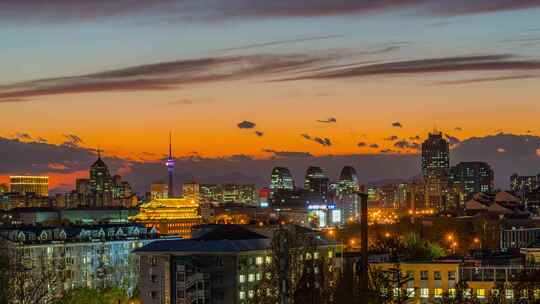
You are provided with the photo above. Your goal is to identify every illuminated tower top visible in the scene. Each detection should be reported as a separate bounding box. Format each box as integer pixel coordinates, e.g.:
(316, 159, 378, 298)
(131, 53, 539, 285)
(166, 132, 175, 198)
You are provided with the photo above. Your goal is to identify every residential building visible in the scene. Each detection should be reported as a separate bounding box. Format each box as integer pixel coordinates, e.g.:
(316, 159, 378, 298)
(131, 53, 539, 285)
(448, 162, 494, 210)
(373, 259, 540, 303)
(0, 223, 160, 298)
(134, 225, 343, 304)
(500, 227, 540, 250)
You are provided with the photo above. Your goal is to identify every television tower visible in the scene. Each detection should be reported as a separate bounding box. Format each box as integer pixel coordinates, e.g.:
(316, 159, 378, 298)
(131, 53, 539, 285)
(165, 132, 175, 198)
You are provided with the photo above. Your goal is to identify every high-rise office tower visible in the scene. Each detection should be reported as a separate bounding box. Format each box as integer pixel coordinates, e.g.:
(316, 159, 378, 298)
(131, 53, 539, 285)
(165, 133, 176, 198)
(89, 150, 113, 207)
(182, 182, 200, 203)
(304, 166, 329, 195)
(9, 176, 49, 197)
(448, 162, 494, 208)
(270, 167, 294, 193)
(336, 166, 359, 223)
(421, 131, 450, 210)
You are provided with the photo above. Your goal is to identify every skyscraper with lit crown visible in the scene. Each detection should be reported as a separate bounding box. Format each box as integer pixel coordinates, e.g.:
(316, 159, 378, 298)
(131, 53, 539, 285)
(421, 131, 450, 211)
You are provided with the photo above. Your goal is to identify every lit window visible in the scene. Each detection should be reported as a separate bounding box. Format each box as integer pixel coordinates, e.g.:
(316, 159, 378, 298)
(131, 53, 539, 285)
(477, 289, 485, 299)
(248, 290, 254, 298)
(534, 289, 540, 300)
(265, 256, 272, 264)
(328, 250, 333, 258)
(306, 253, 312, 260)
(239, 291, 245, 300)
(506, 289, 514, 300)
(464, 289, 471, 299)
(420, 288, 429, 298)
(256, 273, 262, 281)
(406, 288, 415, 297)
(393, 288, 400, 298)
(448, 288, 456, 298)
(248, 274, 255, 282)
(434, 288, 443, 298)
(256, 257, 263, 265)
(239, 275, 245, 283)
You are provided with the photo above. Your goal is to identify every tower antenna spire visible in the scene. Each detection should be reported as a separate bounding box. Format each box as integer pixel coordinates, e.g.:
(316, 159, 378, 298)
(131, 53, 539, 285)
(169, 131, 172, 158)
(97, 148, 101, 159)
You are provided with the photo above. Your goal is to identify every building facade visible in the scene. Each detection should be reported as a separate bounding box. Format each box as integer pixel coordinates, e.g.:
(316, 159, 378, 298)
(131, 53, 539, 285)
(421, 132, 450, 211)
(9, 175, 49, 197)
(335, 166, 360, 224)
(135, 225, 344, 304)
(0, 224, 159, 298)
(304, 166, 329, 195)
(130, 198, 202, 238)
(448, 162, 494, 209)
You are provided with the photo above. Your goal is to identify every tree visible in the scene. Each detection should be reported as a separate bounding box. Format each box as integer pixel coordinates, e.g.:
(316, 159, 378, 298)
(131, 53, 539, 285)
(0, 242, 9, 304)
(248, 225, 338, 304)
(367, 264, 415, 304)
(4, 241, 66, 304)
(53, 288, 129, 304)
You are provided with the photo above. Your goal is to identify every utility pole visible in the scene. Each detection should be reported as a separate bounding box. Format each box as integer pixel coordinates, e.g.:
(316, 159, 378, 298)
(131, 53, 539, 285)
(357, 192, 369, 295)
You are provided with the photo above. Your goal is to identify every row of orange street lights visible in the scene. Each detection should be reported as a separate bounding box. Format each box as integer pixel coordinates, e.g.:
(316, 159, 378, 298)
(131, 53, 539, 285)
(446, 233, 482, 254)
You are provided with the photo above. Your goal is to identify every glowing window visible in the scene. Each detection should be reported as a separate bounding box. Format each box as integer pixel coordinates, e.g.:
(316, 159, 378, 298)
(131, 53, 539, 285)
(420, 288, 429, 298)
(239, 275, 245, 283)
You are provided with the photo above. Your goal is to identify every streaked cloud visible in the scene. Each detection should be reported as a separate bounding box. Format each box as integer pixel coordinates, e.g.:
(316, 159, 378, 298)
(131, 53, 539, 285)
(301, 134, 332, 146)
(263, 149, 313, 158)
(278, 55, 540, 81)
(317, 117, 337, 123)
(0, 54, 329, 102)
(4, 0, 540, 24)
(392, 121, 403, 128)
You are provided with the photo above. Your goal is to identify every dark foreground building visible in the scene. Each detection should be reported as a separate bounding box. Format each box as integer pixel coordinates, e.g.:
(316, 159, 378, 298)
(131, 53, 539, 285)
(134, 225, 343, 304)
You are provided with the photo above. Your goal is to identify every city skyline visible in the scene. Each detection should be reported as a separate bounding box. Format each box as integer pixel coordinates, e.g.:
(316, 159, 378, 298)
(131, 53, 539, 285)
(2, 2, 540, 156)
(2, 1, 540, 191)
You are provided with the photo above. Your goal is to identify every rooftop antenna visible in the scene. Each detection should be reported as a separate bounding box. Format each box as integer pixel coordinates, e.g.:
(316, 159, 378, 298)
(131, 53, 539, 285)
(97, 148, 101, 159)
(169, 131, 172, 158)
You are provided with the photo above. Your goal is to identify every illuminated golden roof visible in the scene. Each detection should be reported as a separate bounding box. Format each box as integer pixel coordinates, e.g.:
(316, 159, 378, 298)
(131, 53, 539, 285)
(130, 197, 201, 223)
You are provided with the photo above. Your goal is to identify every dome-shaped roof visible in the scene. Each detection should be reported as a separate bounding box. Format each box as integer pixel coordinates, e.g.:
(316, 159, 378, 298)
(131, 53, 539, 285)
(339, 166, 357, 182)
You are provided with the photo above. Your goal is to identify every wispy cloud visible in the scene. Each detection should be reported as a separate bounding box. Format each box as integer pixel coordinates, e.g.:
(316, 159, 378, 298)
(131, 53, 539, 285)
(216, 35, 344, 52)
(263, 149, 313, 158)
(392, 121, 403, 128)
(317, 117, 337, 123)
(277, 55, 540, 81)
(0, 54, 329, 102)
(437, 74, 540, 85)
(3, 0, 540, 24)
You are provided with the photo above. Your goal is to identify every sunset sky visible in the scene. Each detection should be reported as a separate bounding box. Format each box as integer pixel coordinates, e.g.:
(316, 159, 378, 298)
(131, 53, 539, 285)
(2, 1, 540, 190)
